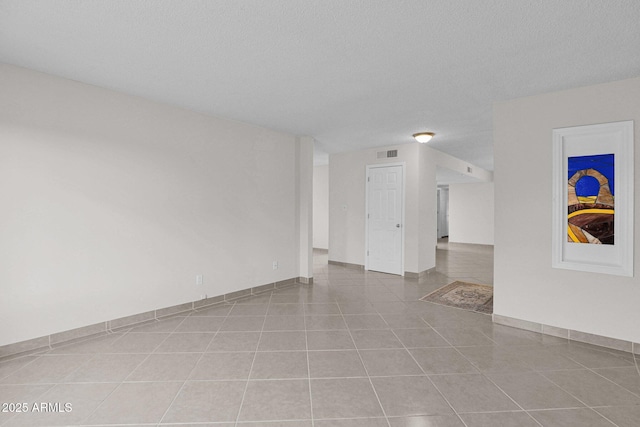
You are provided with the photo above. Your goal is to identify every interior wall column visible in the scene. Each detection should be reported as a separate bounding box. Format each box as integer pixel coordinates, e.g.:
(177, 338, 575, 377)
(296, 136, 314, 282)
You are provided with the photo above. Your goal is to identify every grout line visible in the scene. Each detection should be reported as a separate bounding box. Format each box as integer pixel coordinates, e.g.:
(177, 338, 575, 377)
(335, 303, 393, 427)
(428, 327, 546, 426)
(234, 292, 271, 426)
(303, 298, 315, 427)
(386, 320, 471, 427)
(571, 359, 640, 400)
(6, 251, 636, 426)
(156, 310, 231, 425)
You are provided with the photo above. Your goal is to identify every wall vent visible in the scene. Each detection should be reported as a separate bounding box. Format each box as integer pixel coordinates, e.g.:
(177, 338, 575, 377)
(376, 150, 399, 159)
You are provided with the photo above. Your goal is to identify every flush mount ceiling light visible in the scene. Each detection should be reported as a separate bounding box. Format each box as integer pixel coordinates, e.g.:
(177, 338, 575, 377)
(413, 132, 435, 143)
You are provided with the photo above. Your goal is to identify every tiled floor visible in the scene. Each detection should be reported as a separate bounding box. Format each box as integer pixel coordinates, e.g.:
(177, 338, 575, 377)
(1, 242, 639, 426)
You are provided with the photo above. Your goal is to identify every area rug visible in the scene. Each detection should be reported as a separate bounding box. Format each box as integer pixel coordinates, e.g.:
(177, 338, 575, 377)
(420, 281, 493, 314)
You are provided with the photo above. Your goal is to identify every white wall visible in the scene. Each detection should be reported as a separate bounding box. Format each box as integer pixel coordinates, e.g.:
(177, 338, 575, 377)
(494, 76, 640, 343)
(328, 143, 492, 275)
(433, 150, 494, 183)
(0, 64, 310, 346)
(329, 144, 437, 274)
(297, 136, 314, 280)
(449, 182, 494, 245)
(313, 165, 329, 249)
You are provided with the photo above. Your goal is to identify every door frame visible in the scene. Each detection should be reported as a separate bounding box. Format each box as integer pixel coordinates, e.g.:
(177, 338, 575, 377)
(364, 162, 406, 276)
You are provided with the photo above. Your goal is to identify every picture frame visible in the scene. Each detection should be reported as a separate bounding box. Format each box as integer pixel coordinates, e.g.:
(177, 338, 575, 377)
(551, 120, 634, 277)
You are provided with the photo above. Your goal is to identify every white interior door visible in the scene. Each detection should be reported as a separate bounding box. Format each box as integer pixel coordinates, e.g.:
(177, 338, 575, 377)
(366, 164, 404, 275)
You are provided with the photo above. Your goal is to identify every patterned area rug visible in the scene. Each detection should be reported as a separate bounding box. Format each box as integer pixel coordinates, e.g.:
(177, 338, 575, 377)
(420, 281, 493, 314)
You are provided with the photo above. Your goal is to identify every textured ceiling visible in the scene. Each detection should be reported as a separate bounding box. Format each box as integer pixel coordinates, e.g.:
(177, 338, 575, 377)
(2, 1, 640, 170)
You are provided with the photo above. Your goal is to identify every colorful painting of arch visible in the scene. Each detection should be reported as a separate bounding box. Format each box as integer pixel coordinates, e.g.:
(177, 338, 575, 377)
(567, 154, 614, 244)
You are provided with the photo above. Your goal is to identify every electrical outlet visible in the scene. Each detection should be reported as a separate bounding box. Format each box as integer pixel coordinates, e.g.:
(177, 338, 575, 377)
(272, 261, 278, 270)
(196, 275, 203, 285)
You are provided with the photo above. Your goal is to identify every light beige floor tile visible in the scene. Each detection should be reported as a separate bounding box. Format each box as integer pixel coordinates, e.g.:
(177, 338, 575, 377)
(487, 371, 585, 409)
(409, 347, 478, 374)
(84, 381, 182, 425)
(343, 314, 389, 330)
(459, 411, 540, 427)
(0, 385, 53, 426)
(1, 354, 93, 384)
(189, 352, 254, 380)
(381, 314, 430, 329)
(0, 357, 39, 381)
(595, 405, 640, 427)
(316, 419, 388, 427)
(190, 303, 234, 316)
(107, 332, 170, 353)
(308, 350, 367, 378)
(371, 375, 454, 416)
(47, 334, 124, 355)
(480, 324, 545, 346)
(336, 302, 378, 314)
(393, 328, 450, 348)
(161, 380, 246, 423)
(351, 329, 403, 349)
(63, 353, 146, 382)
(388, 415, 465, 427)
(431, 327, 496, 346)
(529, 408, 617, 426)
(552, 343, 636, 368)
(310, 378, 384, 419)
(0, 384, 54, 425)
(219, 316, 265, 332)
(306, 330, 355, 350)
(257, 331, 306, 351)
(250, 351, 308, 379)
(592, 366, 640, 395)
(370, 301, 409, 314)
(304, 315, 347, 330)
(238, 380, 311, 421)
(267, 304, 304, 316)
(229, 304, 269, 316)
(429, 374, 519, 412)
(235, 294, 272, 304)
(129, 316, 185, 332)
(154, 332, 215, 352)
(206, 331, 261, 351)
(126, 353, 201, 381)
(3, 383, 118, 426)
(270, 294, 304, 304)
(420, 307, 487, 328)
(175, 316, 224, 332)
(506, 345, 583, 371)
(6, 243, 638, 426)
(456, 346, 533, 373)
(366, 292, 401, 302)
(304, 303, 341, 315)
(359, 349, 423, 376)
(263, 315, 306, 331)
(542, 369, 640, 406)
(237, 422, 312, 427)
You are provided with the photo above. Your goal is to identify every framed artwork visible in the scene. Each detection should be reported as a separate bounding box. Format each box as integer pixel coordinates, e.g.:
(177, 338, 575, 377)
(552, 121, 634, 277)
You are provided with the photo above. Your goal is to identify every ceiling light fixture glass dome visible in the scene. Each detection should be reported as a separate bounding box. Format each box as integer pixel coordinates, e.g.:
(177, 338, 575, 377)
(413, 132, 435, 143)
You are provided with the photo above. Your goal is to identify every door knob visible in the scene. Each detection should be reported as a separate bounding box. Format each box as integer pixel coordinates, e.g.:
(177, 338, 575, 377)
(396, 224, 400, 228)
